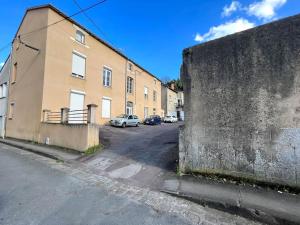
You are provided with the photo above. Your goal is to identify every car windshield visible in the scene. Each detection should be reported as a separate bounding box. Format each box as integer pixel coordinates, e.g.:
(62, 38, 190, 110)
(116, 114, 127, 118)
(166, 116, 171, 118)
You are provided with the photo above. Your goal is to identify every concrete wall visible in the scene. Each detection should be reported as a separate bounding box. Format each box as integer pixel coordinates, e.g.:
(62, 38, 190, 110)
(39, 123, 99, 152)
(180, 14, 300, 187)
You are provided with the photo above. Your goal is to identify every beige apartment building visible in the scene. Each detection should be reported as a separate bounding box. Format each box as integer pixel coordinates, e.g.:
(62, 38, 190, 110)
(6, 4, 162, 142)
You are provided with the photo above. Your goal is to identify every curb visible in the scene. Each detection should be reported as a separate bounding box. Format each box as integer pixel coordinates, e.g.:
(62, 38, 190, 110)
(161, 178, 300, 225)
(0, 139, 63, 161)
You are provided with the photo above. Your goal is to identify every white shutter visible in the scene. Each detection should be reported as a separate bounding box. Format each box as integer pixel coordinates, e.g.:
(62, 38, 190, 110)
(69, 92, 85, 123)
(72, 53, 86, 77)
(102, 99, 111, 118)
(2, 83, 7, 97)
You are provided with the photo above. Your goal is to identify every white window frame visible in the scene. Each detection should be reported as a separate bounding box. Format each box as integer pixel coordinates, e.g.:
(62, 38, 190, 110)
(127, 76, 134, 94)
(144, 87, 148, 100)
(75, 30, 85, 44)
(103, 67, 112, 87)
(72, 51, 86, 79)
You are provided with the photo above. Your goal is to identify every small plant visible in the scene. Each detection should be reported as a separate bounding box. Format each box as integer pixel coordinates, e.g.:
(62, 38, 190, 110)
(84, 144, 103, 156)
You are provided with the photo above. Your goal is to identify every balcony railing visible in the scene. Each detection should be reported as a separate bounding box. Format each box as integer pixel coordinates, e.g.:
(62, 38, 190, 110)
(43, 104, 98, 125)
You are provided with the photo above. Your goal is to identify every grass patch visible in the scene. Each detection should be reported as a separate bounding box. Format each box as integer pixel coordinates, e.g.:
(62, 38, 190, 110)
(84, 144, 103, 156)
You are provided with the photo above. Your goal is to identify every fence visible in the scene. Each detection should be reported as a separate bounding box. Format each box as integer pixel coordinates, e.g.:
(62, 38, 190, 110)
(43, 104, 97, 125)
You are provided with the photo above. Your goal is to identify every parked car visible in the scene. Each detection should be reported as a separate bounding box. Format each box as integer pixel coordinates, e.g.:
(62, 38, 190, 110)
(110, 114, 140, 128)
(144, 115, 162, 125)
(164, 115, 178, 123)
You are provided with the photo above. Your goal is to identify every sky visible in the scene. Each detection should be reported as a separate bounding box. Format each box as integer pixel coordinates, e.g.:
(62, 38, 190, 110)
(0, 0, 300, 80)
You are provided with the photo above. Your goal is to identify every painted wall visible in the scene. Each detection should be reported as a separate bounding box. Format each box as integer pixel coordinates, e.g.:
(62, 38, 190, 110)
(161, 85, 178, 117)
(42, 7, 161, 124)
(180, 14, 300, 187)
(5, 8, 48, 141)
(0, 56, 11, 138)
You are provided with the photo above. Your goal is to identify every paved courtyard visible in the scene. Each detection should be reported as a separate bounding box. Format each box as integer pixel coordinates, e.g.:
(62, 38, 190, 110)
(82, 123, 181, 189)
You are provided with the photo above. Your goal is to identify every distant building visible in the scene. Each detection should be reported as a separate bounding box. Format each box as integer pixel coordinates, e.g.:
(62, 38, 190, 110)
(0, 56, 11, 138)
(161, 83, 184, 120)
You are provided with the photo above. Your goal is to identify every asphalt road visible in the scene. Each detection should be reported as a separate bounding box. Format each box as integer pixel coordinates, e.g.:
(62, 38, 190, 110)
(0, 144, 192, 225)
(83, 123, 181, 189)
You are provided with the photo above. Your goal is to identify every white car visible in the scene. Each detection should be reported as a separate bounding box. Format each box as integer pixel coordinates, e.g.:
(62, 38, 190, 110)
(110, 114, 140, 128)
(164, 115, 178, 123)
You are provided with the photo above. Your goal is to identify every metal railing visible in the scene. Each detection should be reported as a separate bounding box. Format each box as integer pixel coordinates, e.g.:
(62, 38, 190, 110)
(43, 104, 98, 125)
(46, 111, 61, 124)
(67, 109, 88, 124)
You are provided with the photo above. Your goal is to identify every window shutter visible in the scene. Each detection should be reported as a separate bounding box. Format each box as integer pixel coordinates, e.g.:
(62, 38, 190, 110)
(102, 99, 111, 118)
(3, 83, 7, 97)
(72, 53, 85, 77)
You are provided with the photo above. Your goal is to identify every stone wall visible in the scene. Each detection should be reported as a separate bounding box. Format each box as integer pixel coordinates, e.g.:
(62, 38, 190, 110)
(180, 14, 300, 187)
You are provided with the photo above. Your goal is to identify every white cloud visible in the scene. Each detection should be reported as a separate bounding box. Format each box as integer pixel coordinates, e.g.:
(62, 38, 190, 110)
(194, 18, 255, 43)
(247, 0, 287, 20)
(222, 1, 242, 17)
(0, 62, 4, 68)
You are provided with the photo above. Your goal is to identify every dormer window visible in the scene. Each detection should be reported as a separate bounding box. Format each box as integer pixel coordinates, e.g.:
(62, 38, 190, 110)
(75, 30, 85, 44)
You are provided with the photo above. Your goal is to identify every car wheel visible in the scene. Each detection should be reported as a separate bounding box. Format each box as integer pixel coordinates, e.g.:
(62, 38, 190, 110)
(136, 122, 139, 127)
(122, 123, 126, 128)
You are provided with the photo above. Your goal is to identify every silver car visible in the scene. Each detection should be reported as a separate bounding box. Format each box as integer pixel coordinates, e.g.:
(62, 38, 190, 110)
(110, 114, 140, 128)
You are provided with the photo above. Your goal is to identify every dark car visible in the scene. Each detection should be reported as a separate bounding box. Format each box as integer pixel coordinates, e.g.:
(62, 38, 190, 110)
(144, 115, 162, 125)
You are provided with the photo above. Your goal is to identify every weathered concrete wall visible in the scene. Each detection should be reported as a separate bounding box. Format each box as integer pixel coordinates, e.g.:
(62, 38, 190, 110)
(39, 123, 99, 152)
(180, 14, 300, 187)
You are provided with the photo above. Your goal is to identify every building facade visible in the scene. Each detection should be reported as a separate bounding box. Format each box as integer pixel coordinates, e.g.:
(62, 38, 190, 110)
(0, 56, 11, 138)
(5, 5, 162, 142)
(161, 84, 178, 117)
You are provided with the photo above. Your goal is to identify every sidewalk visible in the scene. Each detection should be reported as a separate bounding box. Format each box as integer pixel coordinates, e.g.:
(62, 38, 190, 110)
(0, 138, 81, 162)
(161, 176, 300, 225)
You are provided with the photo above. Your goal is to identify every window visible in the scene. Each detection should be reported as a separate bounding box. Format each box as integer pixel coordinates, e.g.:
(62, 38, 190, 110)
(103, 67, 112, 87)
(72, 52, 86, 78)
(102, 98, 111, 118)
(144, 87, 148, 100)
(128, 63, 133, 71)
(126, 101, 133, 115)
(0, 83, 7, 98)
(12, 63, 17, 83)
(153, 108, 156, 115)
(9, 103, 14, 119)
(153, 90, 157, 101)
(75, 30, 85, 44)
(127, 77, 134, 93)
(154, 79, 157, 85)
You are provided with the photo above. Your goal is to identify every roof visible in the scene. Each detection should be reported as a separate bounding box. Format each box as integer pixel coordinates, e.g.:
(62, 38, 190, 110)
(16, 4, 161, 82)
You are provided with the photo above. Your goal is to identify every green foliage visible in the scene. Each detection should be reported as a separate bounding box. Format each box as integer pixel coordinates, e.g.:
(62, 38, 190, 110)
(84, 144, 103, 156)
